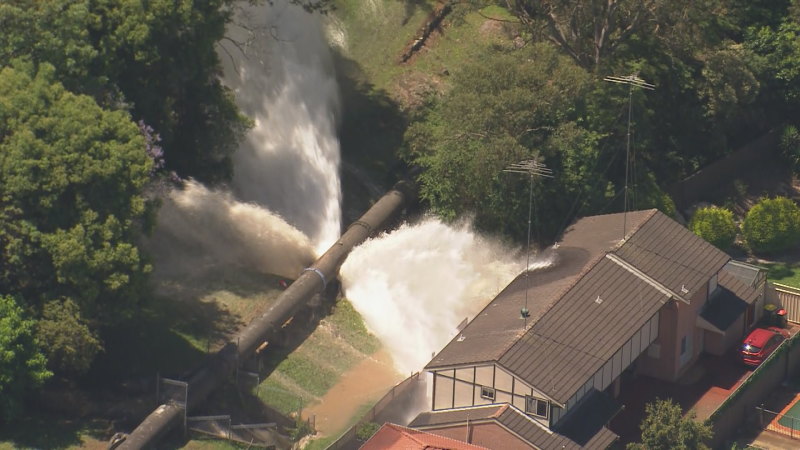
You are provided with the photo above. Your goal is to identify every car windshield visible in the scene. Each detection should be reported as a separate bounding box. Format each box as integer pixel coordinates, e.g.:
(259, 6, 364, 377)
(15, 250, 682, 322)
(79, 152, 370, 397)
(742, 343, 761, 353)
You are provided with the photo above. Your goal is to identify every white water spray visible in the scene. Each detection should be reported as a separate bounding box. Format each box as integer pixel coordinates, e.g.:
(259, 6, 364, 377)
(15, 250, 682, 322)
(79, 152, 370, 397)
(146, 181, 315, 280)
(340, 218, 540, 374)
(220, 1, 342, 252)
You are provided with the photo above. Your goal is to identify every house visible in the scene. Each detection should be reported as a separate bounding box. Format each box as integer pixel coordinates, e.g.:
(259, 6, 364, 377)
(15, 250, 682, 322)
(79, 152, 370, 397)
(409, 209, 766, 449)
(360, 423, 490, 449)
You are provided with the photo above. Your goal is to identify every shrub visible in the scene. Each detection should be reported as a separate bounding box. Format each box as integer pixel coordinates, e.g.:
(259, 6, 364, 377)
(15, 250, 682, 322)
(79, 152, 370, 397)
(780, 124, 800, 173)
(690, 206, 737, 250)
(356, 422, 381, 441)
(743, 197, 800, 254)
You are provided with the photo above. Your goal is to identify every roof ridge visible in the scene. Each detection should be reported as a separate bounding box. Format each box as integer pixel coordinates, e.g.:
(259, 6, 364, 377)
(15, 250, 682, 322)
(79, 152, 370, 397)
(391, 423, 491, 449)
(610, 208, 658, 252)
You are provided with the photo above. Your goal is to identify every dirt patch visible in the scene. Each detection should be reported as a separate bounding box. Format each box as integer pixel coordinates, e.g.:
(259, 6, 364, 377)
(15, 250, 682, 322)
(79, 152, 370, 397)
(391, 71, 446, 111)
(303, 349, 402, 436)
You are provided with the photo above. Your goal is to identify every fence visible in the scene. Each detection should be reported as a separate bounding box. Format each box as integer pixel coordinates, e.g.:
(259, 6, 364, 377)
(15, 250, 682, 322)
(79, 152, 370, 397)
(187, 414, 283, 447)
(756, 405, 800, 440)
(668, 129, 779, 210)
(326, 372, 422, 450)
(773, 283, 800, 324)
(709, 332, 800, 448)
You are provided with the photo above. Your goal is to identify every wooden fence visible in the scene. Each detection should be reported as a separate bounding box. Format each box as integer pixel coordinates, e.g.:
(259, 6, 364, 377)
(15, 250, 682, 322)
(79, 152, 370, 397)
(773, 283, 800, 324)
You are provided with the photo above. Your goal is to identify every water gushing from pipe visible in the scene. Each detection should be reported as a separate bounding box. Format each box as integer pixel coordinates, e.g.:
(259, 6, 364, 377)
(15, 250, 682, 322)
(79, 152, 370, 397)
(341, 218, 542, 374)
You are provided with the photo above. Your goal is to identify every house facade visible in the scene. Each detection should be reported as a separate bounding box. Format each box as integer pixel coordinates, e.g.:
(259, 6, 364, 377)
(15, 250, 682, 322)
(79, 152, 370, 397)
(411, 209, 765, 449)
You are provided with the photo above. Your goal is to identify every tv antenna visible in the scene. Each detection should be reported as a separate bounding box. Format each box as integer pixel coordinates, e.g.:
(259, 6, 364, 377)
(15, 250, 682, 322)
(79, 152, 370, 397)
(603, 74, 654, 238)
(504, 159, 553, 328)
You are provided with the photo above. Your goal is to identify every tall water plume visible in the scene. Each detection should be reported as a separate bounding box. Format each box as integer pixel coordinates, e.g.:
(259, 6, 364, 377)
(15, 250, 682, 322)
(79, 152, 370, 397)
(340, 218, 547, 374)
(219, 1, 342, 252)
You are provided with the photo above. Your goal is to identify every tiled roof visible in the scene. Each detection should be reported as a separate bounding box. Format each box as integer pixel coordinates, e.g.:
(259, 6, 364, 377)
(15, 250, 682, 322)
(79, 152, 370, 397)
(427, 210, 731, 405)
(360, 423, 490, 450)
(427, 210, 655, 370)
(410, 404, 618, 450)
(499, 257, 668, 403)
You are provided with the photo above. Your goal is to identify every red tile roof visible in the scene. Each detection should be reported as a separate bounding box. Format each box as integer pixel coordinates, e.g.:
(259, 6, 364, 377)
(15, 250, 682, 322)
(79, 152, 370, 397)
(360, 423, 490, 450)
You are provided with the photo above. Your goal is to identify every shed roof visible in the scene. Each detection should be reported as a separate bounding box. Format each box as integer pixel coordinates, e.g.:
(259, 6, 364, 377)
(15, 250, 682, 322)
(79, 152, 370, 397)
(427, 209, 731, 404)
(410, 403, 618, 450)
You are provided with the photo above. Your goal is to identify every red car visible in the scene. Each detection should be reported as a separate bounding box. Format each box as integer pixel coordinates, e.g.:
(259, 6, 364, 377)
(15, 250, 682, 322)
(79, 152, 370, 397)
(740, 326, 790, 367)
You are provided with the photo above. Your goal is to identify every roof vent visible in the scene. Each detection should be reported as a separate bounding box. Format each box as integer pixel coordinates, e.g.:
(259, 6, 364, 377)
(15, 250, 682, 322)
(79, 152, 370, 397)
(457, 334, 466, 342)
(681, 284, 689, 294)
(595, 295, 603, 305)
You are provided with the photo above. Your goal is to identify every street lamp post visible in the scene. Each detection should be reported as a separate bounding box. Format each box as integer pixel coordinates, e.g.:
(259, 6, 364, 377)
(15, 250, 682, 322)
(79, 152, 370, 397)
(504, 159, 552, 327)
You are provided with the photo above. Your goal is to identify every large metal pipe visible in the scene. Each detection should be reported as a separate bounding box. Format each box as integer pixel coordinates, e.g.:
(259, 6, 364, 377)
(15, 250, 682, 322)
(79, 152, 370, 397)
(117, 181, 413, 449)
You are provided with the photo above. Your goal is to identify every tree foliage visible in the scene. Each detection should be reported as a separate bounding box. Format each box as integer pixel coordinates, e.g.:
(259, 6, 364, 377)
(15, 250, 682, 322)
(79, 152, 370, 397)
(627, 398, 712, 450)
(0, 0, 251, 183)
(36, 299, 102, 376)
(0, 63, 152, 319)
(690, 206, 738, 250)
(742, 196, 800, 254)
(403, 43, 606, 241)
(0, 295, 51, 421)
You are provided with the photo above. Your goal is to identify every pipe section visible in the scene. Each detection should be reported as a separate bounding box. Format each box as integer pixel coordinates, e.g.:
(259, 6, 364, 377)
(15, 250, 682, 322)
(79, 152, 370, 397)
(117, 181, 413, 449)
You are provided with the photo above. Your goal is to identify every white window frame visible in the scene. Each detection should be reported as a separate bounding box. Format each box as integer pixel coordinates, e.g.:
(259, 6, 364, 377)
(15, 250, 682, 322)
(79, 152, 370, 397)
(526, 396, 549, 419)
(480, 386, 495, 401)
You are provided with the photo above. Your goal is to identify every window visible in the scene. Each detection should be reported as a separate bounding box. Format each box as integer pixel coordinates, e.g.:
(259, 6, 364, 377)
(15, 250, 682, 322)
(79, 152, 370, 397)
(480, 386, 495, 401)
(526, 396, 549, 419)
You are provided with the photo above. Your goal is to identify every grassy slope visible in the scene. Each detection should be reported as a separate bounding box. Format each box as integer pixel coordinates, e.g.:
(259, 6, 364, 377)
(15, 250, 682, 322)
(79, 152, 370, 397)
(254, 299, 380, 416)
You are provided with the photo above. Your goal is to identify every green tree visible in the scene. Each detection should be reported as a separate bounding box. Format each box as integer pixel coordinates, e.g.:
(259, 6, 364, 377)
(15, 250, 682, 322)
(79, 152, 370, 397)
(627, 398, 712, 450)
(0, 0, 251, 183)
(690, 206, 738, 250)
(404, 43, 604, 242)
(36, 299, 102, 376)
(742, 196, 800, 254)
(0, 295, 51, 421)
(0, 63, 152, 320)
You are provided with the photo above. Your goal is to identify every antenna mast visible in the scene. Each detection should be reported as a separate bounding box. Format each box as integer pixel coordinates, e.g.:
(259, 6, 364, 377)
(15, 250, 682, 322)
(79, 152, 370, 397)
(504, 159, 553, 328)
(603, 74, 654, 239)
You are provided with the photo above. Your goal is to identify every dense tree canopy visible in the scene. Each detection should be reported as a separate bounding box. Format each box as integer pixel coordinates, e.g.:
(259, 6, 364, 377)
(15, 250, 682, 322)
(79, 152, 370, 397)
(0, 0, 250, 183)
(406, 0, 800, 245)
(404, 43, 605, 240)
(0, 63, 152, 319)
(0, 295, 51, 422)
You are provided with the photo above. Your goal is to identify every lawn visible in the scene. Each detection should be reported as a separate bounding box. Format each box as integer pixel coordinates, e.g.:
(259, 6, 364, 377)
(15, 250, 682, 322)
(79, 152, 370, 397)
(764, 262, 800, 289)
(253, 299, 381, 416)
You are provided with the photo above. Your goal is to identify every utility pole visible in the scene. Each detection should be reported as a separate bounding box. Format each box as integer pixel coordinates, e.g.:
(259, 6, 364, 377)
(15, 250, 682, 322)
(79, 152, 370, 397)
(504, 159, 553, 328)
(603, 74, 654, 238)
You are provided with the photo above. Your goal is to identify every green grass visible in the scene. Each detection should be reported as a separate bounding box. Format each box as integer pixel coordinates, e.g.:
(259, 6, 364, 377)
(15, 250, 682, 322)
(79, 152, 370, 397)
(255, 299, 382, 416)
(0, 414, 109, 449)
(765, 262, 800, 289)
(327, 299, 381, 354)
(258, 378, 314, 416)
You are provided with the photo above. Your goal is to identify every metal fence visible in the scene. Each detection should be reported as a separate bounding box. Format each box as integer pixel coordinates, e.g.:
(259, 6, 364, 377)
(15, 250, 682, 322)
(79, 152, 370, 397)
(188, 414, 284, 447)
(756, 405, 800, 440)
(774, 283, 800, 324)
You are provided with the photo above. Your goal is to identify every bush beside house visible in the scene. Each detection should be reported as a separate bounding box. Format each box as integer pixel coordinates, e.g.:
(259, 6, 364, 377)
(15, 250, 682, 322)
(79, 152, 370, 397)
(742, 197, 800, 254)
(690, 206, 738, 250)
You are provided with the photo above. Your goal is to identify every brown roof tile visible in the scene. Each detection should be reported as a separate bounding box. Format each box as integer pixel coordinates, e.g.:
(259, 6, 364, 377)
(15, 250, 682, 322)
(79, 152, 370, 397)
(360, 423, 490, 450)
(410, 404, 617, 450)
(427, 210, 730, 405)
